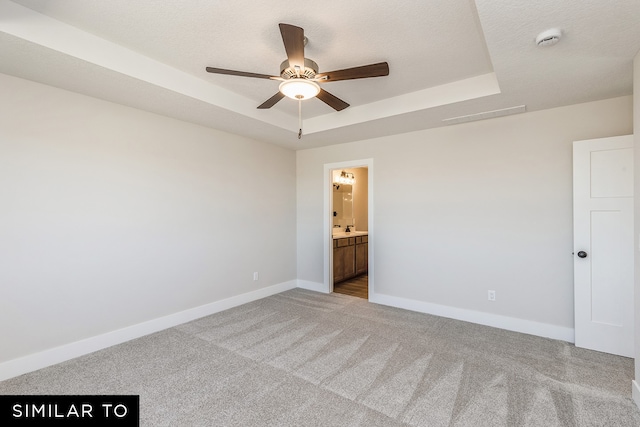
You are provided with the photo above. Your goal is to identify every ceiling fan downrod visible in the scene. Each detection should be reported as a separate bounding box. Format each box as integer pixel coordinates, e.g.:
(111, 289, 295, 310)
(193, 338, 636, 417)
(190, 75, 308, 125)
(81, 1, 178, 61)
(298, 97, 303, 139)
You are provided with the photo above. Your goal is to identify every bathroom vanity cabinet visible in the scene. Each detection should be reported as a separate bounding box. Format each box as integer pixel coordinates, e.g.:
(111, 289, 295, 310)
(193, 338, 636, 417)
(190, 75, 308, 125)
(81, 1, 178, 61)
(355, 235, 368, 276)
(333, 234, 368, 283)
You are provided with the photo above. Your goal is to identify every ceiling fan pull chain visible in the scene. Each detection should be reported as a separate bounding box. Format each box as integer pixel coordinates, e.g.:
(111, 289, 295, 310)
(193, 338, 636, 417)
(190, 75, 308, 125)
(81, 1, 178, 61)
(298, 98, 303, 139)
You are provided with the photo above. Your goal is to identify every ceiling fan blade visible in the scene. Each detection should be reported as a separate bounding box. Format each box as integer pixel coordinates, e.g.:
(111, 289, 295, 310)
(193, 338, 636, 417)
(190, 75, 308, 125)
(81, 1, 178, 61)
(315, 62, 389, 82)
(205, 67, 277, 79)
(279, 23, 305, 71)
(316, 89, 349, 111)
(257, 92, 286, 109)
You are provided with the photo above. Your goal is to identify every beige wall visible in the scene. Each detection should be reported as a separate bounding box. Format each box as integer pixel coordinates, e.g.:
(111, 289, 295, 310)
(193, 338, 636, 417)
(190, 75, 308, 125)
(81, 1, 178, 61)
(0, 73, 297, 366)
(346, 167, 368, 231)
(297, 96, 632, 333)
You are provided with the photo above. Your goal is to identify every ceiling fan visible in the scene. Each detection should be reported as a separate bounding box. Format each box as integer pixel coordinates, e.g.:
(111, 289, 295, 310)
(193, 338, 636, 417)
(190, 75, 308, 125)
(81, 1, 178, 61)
(205, 23, 389, 114)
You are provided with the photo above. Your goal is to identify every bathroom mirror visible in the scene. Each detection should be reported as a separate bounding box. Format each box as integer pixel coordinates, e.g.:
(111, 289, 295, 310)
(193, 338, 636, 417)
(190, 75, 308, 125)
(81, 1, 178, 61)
(333, 184, 354, 228)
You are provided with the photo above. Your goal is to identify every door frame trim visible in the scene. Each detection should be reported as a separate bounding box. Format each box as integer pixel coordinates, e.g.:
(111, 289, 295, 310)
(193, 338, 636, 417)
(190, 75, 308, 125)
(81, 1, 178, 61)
(324, 159, 373, 298)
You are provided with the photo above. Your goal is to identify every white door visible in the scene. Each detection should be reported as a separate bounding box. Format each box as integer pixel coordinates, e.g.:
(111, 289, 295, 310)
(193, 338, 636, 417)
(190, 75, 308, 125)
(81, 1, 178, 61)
(573, 135, 634, 357)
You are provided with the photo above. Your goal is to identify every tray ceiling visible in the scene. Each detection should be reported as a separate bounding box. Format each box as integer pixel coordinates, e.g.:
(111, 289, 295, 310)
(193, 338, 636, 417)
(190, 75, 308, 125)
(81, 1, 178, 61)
(1, 0, 639, 149)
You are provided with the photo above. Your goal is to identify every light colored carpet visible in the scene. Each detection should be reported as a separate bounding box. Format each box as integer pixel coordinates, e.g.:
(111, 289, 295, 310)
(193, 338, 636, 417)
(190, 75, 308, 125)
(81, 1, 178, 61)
(2, 288, 639, 426)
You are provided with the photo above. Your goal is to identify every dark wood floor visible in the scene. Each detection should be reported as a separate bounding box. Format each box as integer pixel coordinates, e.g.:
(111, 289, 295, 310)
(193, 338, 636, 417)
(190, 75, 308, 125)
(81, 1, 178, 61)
(333, 274, 368, 299)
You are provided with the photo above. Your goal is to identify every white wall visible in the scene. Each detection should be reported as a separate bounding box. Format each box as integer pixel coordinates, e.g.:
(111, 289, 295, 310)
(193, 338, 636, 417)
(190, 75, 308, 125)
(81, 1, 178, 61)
(1, 68, 635, 382)
(633, 52, 640, 407)
(0, 74, 296, 369)
(297, 97, 632, 336)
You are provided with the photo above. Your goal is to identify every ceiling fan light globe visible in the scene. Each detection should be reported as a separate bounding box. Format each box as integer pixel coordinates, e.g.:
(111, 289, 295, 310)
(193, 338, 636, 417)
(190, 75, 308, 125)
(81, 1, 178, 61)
(279, 79, 320, 100)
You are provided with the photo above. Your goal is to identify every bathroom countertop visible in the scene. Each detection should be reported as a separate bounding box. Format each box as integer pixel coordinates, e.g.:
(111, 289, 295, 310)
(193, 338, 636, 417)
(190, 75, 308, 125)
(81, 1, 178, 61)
(332, 231, 368, 239)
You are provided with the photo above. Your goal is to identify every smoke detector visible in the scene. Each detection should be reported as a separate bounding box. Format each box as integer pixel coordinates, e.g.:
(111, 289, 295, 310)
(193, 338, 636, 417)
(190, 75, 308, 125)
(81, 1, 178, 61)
(536, 28, 562, 47)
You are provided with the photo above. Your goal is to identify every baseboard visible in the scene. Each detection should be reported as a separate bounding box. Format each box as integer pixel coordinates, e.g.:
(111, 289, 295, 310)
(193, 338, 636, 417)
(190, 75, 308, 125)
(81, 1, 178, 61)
(633, 380, 640, 409)
(296, 280, 328, 293)
(369, 292, 575, 343)
(0, 280, 297, 382)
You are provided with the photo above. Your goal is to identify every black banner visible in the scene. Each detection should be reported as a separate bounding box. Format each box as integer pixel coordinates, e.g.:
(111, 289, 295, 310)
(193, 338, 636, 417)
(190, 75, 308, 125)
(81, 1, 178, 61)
(0, 395, 139, 426)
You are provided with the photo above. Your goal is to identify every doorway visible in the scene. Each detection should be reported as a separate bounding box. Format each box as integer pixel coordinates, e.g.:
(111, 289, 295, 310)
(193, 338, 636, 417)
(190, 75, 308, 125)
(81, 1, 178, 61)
(323, 159, 373, 300)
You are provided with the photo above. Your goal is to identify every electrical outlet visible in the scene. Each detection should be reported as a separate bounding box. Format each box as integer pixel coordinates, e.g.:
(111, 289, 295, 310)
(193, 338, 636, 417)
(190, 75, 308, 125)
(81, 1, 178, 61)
(488, 290, 496, 301)
(253, 272, 259, 281)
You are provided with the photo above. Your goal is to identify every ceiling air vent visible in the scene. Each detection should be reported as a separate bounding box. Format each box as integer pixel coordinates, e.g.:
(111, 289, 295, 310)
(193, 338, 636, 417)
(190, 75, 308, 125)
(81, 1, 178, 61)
(442, 105, 526, 125)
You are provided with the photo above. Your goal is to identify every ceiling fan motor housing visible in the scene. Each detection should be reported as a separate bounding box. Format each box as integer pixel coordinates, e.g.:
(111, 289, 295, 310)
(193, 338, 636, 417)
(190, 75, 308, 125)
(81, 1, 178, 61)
(280, 58, 319, 79)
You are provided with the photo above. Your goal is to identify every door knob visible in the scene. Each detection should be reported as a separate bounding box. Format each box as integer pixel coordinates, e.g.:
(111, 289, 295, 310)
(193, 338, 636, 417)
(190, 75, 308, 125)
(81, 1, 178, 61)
(577, 251, 588, 258)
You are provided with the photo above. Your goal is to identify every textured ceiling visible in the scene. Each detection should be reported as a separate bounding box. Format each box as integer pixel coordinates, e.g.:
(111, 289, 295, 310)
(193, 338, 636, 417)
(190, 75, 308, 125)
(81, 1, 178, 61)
(1, 0, 639, 150)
